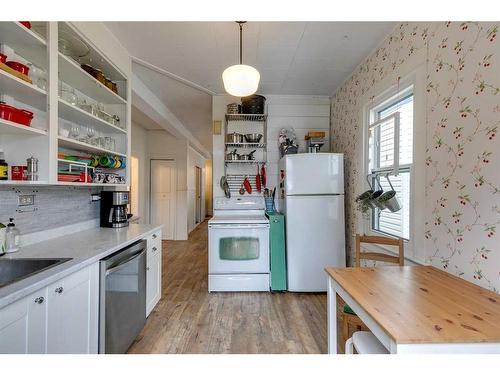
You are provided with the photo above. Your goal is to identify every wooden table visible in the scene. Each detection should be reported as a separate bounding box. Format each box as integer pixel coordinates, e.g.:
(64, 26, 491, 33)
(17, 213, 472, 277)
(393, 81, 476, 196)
(325, 266, 500, 354)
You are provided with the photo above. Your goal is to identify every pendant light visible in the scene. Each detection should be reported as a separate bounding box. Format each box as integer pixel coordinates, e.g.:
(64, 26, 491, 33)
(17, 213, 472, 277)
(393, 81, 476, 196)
(222, 21, 260, 97)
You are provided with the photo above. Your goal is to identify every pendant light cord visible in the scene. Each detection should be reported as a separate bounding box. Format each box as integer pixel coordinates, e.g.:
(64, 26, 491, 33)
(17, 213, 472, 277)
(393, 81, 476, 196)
(239, 23, 243, 64)
(236, 21, 246, 65)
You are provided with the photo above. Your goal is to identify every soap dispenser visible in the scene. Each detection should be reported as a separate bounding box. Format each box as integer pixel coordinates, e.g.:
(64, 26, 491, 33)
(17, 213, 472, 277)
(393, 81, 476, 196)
(5, 218, 20, 253)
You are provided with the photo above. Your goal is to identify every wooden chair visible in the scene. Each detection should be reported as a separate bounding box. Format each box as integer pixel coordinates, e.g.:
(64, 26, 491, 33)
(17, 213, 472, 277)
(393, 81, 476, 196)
(341, 234, 404, 353)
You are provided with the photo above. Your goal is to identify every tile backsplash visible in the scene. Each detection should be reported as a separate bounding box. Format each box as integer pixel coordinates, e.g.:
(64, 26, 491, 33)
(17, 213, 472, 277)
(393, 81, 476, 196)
(0, 186, 102, 234)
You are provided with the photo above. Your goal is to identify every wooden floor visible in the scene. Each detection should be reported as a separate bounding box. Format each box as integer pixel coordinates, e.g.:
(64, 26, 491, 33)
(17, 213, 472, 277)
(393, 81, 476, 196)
(128, 220, 328, 354)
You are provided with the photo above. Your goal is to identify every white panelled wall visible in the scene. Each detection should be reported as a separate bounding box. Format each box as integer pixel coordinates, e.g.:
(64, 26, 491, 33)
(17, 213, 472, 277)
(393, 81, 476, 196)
(212, 95, 331, 198)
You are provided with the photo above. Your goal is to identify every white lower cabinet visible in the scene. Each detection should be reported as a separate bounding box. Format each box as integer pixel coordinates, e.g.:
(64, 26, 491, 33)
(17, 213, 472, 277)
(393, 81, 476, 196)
(47, 263, 99, 354)
(146, 230, 162, 317)
(0, 288, 47, 354)
(0, 262, 99, 354)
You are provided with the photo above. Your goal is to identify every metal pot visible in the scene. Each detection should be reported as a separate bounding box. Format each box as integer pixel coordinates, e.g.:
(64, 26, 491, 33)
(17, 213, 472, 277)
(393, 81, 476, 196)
(378, 191, 401, 212)
(225, 132, 244, 144)
(225, 149, 241, 161)
(244, 133, 263, 143)
(240, 150, 256, 161)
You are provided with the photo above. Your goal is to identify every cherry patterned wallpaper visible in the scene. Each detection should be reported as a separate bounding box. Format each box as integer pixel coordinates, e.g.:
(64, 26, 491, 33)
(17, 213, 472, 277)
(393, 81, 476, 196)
(331, 22, 500, 292)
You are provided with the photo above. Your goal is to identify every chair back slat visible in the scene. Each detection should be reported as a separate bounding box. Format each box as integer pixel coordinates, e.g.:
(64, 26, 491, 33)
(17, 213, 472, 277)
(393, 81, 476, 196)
(355, 234, 404, 267)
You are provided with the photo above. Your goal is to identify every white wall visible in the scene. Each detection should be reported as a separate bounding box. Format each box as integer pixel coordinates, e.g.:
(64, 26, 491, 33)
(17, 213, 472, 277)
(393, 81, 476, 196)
(131, 122, 148, 223)
(212, 95, 331, 199)
(187, 147, 207, 233)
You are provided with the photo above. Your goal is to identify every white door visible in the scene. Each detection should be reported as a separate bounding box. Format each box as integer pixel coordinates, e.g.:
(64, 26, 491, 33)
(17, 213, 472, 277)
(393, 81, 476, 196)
(285, 195, 345, 292)
(208, 224, 270, 274)
(47, 264, 99, 354)
(151, 160, 176, 240)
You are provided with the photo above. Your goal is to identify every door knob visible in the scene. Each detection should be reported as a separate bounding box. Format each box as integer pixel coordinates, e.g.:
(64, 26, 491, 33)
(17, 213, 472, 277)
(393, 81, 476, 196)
(146, 266, 150, 271)
(152, 234, 157, 239)
(34, 297, 44, 304)
(55, 287, 63, 294)
(152, 246, 158, 252)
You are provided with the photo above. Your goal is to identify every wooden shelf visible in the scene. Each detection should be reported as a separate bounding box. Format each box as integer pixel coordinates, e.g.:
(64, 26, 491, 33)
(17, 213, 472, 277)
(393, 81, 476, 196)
(0, 22, 47, 69)
(58, 99, 126, 134)
(0, 69, 47, 111)
(0, 118, 47, 136)
(58, 53, 126, 105)
(58, 136, 126, 157)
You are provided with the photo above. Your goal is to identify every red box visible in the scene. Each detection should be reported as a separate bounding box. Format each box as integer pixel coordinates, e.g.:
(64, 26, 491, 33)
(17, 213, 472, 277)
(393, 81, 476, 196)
(11, 166, 27, 180)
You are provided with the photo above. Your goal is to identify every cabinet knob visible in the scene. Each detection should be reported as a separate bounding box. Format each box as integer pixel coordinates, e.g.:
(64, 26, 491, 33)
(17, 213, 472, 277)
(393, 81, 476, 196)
(152, 246, 158, 252)
(146, 266, 150, 271)
(55, 287, 63, 294)
(34, 296, 44, 304)
(152, 234, 157, 239)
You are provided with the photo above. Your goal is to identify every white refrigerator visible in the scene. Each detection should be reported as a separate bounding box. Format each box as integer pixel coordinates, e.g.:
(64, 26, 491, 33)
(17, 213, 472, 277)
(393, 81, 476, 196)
(278, 153, 346, 292)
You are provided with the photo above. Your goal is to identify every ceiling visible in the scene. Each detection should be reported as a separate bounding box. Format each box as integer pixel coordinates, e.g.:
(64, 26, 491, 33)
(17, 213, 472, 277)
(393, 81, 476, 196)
(106, 22, 396, 95)
(132, 62, 213, 152)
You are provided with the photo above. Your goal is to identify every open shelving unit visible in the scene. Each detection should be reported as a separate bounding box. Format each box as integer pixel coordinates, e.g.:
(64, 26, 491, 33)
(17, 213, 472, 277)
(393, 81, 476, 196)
(0, 22, 47, 69)
(0, 21, 131, 187)
(0, 69, 47, 111)
(0, 118, 47, 136)
(58, 136, 127, 157)
(58, 98, 126, 134)
(58, 52, 126, 105)
(224, 113, 268, 195)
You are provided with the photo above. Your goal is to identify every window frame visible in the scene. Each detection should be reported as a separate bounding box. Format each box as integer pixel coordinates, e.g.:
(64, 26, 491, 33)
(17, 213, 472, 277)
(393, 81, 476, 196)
(369, 91, 414, 240)
(361, 73, 425, 264)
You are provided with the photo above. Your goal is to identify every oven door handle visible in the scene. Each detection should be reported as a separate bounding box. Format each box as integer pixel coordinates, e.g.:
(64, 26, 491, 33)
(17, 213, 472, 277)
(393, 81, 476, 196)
(209, 224, 269, 229)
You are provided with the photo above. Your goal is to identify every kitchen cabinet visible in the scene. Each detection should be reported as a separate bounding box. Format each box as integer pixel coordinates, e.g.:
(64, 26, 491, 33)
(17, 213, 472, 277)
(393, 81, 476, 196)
(0, 21, 131, 187)
(146, 230, 162, 316)
(47, 263, 99, 354)
(0, 262, 99, 354)
(0, 288, 47, 354)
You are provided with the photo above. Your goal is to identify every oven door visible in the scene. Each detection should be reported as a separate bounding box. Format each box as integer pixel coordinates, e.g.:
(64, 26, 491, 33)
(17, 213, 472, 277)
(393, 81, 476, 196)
(209, 223, 270, 274)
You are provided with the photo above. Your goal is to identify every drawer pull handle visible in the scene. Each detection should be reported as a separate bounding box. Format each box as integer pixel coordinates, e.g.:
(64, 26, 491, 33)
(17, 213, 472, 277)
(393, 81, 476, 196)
(152, 234, 157, 239)
(34, 297, 44, 304)
(55, 287, 63, 294)
(152, 246, 158, 252)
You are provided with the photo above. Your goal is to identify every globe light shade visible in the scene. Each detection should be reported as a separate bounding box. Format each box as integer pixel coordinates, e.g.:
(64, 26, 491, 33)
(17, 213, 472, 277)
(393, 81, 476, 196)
(222, 64, 260, 97)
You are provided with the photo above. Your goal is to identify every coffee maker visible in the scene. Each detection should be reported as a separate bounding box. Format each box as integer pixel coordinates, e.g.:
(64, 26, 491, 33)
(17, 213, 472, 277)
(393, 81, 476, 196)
(100, 191, 131, 228)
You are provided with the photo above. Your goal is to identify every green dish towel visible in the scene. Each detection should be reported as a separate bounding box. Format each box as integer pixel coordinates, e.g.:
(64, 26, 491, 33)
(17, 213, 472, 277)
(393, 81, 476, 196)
(343, 303, 357, 315)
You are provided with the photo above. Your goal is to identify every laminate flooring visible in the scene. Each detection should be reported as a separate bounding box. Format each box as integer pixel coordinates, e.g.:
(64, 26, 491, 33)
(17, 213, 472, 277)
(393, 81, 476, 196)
(128, 220, 328, 354)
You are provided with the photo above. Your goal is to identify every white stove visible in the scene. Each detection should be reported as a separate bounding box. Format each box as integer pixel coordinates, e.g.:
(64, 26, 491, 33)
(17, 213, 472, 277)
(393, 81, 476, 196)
(208, 197, 270, 292)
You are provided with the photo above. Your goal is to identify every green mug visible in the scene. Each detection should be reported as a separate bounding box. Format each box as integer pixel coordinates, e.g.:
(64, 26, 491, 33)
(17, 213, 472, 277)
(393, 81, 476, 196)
(99, 155, 115, 168)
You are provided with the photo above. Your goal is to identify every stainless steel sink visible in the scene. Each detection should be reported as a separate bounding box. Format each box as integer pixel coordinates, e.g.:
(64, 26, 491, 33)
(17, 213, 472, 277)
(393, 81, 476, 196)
(0, 258, 71, 288)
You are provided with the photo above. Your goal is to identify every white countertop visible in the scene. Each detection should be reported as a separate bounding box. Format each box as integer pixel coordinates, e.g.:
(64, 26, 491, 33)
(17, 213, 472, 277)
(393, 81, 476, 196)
(0, 223, 162, 309)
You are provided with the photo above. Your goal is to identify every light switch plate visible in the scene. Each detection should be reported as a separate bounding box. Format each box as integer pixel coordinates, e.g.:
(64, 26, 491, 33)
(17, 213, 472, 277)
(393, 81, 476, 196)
(18, 194, 35, 206)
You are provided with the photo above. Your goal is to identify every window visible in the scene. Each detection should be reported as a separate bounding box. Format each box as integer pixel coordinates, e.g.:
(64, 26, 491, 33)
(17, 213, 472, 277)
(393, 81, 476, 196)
(368, 89, 414, 240)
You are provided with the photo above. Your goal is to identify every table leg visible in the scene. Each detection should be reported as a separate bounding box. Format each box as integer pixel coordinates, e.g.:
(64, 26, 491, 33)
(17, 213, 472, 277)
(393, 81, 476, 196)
(327, 277, 337, 354)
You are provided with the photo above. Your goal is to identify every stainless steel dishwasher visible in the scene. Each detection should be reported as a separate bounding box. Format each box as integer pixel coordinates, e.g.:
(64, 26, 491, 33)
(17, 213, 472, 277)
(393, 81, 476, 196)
(99, 240, 146, 354)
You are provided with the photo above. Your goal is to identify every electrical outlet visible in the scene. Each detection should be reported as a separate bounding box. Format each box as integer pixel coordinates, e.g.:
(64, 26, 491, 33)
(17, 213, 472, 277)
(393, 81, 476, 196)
(18, 194, 35, 206)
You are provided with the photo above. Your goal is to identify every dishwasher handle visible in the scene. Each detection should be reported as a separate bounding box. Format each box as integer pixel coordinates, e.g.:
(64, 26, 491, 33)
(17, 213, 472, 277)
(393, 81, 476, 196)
(105, 249, 145, 276)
